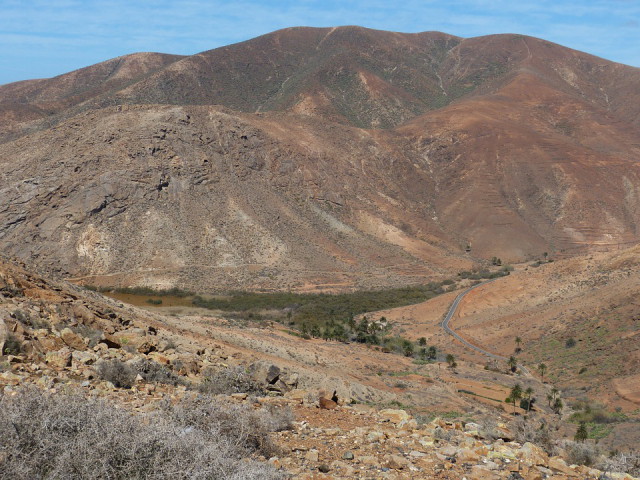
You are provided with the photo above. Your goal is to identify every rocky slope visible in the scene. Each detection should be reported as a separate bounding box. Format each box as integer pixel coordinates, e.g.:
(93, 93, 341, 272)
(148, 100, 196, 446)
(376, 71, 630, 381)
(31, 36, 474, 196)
(2, 257, 639, 479)
(1, 27, 639, 290)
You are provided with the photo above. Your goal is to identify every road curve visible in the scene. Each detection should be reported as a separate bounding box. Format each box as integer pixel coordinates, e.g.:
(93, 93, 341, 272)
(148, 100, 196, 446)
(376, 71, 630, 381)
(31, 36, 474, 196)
(440, 280, 506, 360)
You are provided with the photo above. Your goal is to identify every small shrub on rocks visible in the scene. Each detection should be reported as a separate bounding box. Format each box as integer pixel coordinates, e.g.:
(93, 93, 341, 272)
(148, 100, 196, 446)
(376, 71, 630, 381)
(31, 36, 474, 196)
(199, 366, 263, 395)
(2, 333, 22, 356)
(564, 440, 601, 467)
(511, 416, 556, 454)
(96, 359, 136, 388)
(132, 358, 187, 386)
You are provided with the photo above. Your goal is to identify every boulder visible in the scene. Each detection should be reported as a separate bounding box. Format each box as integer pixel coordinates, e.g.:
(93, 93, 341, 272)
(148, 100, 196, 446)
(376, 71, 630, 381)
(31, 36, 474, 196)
(45, 350, 72, 368)
(266, 365, 281, 384)
(518, 442, 549, 466)
(548, 456, 578, 476)
(379, 408, 411, 424)
(99, 334, 121, 349)
(384, 454, 411, 470)
(60, 328, 86, 351)
(319, 397, 337, 410)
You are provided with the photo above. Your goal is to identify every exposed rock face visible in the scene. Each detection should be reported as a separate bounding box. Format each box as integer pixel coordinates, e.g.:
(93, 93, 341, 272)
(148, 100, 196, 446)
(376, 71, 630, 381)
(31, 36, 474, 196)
(0, 27, 639, 290)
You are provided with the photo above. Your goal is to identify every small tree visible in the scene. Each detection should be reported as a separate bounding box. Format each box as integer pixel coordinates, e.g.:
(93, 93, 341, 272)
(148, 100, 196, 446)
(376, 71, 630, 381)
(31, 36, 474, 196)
(446, 354, 457, 372)
(402, 340, 415, 357)
(508, 356, 518, 373)
(522, 386, 534, 413)
(552, 397, 563, 415)
(515, 336, 522, 353)
(418, 337, 427, 346)
(427, 346, 437, 360)
(508, 384, 523, 414)
(574, 422, 588, 442)
(538, 363, 547, 383)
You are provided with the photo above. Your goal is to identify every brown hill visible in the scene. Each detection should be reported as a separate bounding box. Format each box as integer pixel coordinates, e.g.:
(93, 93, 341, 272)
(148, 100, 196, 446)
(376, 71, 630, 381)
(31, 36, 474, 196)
(0, 26, 639, 289)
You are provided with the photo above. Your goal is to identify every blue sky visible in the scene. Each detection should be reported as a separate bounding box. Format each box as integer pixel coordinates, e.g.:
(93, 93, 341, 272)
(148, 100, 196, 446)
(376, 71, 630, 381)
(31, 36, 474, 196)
(1, 0, 639, 85)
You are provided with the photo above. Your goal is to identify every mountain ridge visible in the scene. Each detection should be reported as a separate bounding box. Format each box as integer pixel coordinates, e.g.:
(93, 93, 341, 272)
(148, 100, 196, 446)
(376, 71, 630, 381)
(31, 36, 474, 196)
(0, 26, 639, 290)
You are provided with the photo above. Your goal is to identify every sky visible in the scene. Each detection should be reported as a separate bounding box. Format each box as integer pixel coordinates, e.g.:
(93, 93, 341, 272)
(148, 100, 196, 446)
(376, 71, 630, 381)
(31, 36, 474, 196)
(1, 0, 639, 85)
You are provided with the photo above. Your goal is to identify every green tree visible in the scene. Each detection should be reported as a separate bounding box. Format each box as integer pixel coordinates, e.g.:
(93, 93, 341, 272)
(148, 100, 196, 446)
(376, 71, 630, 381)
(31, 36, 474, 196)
(552, 397, 563, 415)
(427, 346, 437, 360)
(508, 383, 523, 414)
(446, 353, 457, 372)
(418, 337, 427, 346)
(538, 363, 547, 383)
(522, 386, 534, 413)
(515, 336, 522, 353)
(574, 422, 588, 442)
(402, 340, 415, 357)
(508, 356, 518, 373)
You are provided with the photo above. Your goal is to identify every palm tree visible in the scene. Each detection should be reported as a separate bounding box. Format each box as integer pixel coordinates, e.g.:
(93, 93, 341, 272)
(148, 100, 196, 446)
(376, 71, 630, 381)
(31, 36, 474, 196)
(538, 363, 547, 383)
(508, 356, 518, 373)
(552, 397, 563, 415)
(524, 387, 534, 413)
(515, 336, 522, 353)
(508, 383, 523, 414)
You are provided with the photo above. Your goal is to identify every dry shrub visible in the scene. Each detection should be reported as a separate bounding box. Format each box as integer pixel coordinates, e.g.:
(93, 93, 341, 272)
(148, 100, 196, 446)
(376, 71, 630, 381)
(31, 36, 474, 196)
(199, 366, 263, 395)
(563, 440, 602, 467)
(96, 358, 188, 388)
(510, 416, 556, 454)
(601, 450, 640, 477)
(96, 359, 136, 388)
(131, 358, 187, 387)
(0, 387, 285, 480)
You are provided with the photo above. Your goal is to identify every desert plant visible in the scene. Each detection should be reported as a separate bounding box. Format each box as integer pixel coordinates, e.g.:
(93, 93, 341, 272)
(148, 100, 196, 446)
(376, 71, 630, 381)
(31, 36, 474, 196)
(601, 450, 640, 477)
(446, 353, 457, 371)
(0, 387, 286, 479)
(552, 397, 564, 415)
(574, 422, 588, 442)
(2, 333, 22, 355)
(131, 358, 187, 386)
(96, 359, 136, 388)
(507, 383, 523, 414)
(538, 363, 547, 382)
(510, 415, 556, 454)
(199, 366, 263, 395)
(507, 355, 518, 373)
(564, 440, 601, 467)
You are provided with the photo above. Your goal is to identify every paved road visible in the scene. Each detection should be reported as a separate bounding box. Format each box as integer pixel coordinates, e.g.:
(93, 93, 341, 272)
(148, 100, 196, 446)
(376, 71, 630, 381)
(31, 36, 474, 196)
(440, 279, 530, 375)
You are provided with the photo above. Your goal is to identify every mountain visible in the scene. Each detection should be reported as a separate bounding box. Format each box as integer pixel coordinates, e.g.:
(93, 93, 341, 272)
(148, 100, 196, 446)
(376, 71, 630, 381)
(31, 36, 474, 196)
(0, 26, 639, 290)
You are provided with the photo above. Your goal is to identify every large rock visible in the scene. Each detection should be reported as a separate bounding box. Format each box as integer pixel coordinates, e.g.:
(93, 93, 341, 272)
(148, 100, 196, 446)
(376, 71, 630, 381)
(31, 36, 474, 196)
(45, 349, 72, 368)
(60, 328, 86, 351)
(548, 456, 578, 476)
(518, 442, 549, 466)
(379, 409, 411, 424)
(384, 454, 411, 470)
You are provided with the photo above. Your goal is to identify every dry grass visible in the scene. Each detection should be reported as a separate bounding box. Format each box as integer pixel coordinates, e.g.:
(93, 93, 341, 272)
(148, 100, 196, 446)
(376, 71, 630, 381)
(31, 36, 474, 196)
(0, 387, 288, 479)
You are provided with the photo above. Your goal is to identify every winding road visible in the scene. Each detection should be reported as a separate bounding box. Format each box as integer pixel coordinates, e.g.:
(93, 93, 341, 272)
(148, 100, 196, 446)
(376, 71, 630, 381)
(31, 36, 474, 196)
(441, 279, 530, 375)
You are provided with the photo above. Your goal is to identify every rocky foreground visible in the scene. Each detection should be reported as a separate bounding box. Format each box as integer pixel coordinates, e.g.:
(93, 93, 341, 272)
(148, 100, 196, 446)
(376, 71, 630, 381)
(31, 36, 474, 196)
(1, 257, 638, 479)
